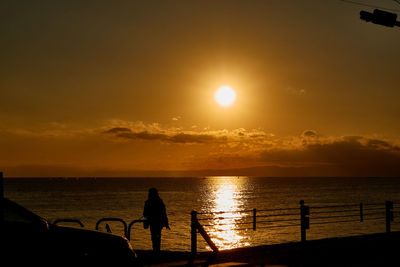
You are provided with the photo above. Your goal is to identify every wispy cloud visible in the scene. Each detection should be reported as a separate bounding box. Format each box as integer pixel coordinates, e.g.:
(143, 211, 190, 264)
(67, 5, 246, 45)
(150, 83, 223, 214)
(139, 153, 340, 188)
(102, 121, 272, 146)
(103, 127, 132, 134)
(104, 127, 224, 144)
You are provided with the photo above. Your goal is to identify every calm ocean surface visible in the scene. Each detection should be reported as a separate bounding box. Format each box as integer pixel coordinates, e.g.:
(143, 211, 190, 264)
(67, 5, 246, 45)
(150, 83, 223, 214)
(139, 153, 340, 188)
(4, 177, 400, 251)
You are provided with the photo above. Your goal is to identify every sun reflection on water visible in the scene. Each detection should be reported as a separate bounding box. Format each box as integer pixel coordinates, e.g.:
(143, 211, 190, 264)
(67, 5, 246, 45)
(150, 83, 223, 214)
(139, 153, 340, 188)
(207, 177, 250, 250)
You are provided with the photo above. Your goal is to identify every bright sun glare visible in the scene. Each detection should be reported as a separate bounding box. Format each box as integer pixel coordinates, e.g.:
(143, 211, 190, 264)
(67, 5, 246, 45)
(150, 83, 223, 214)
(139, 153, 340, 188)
(215, 86, 236, 107)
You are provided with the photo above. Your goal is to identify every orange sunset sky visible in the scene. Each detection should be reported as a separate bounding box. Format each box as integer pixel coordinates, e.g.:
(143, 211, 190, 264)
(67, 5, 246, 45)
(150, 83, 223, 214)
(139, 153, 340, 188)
(1, 0, 400, 177)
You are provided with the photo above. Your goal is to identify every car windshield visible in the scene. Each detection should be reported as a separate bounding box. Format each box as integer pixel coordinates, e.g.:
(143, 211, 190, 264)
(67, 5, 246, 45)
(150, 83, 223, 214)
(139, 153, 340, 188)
(4, 198, 45, 225)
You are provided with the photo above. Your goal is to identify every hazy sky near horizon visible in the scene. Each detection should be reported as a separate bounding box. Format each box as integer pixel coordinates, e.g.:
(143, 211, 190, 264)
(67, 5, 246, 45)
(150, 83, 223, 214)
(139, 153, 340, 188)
(2, 0, 400, 176)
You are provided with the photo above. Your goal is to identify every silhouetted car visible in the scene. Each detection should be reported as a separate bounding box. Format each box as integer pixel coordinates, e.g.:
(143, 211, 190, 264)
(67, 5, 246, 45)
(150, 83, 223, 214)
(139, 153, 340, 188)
(3, 198, 141, 266)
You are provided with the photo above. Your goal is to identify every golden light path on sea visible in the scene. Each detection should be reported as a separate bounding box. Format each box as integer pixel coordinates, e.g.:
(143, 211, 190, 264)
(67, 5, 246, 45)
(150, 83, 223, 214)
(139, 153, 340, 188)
(208, 177, 250, 250)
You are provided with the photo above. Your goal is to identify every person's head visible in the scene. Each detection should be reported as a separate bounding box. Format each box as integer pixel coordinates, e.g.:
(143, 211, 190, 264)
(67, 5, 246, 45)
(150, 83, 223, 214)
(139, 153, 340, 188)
(148, 187, 159, 200)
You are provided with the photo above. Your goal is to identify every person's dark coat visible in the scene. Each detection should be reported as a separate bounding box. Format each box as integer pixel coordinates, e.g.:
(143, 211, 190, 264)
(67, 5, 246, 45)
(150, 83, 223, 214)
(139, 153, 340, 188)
(143, 188, 169, 253)
(143, 195, 169, 229)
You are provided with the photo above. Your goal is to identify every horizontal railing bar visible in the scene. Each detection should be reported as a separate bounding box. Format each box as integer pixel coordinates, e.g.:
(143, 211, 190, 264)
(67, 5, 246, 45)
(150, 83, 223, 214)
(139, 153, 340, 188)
(199, 208, 385, 220)
(363, 203, 384, 206)
(202, 215, 387, 229)
(363, 217, 385, 221)
(364, 207, 385, 211)
(256, 213, 299, 218)
(205, 223, 301, 232)
(200, 213, 300, 220)
(257, 223, 300, 229)
(202, 221, 253, 227)
(198, 215, 248, 220)
(258, 218, 299, 224)
(206, 227, 252, 233)
(312, 214, 360, 220)
(197, 209, 253, 215)
(234, 221, 253, 225)
(197, 217, 246, 221)
(311, 204, 359, 209)
(206, 228, 230, 233)
(364, 211, 385, 216)
(311, 219, 360, 225)
(257, 207, 299, 212)
(196, 203, 384, 216)
(197, 216, 245, 221)
(311, 209, 360, 215)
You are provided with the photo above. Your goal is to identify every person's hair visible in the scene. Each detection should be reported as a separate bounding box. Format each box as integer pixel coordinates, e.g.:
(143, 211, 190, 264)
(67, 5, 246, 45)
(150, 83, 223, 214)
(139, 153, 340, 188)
(148, 187, 160, 200)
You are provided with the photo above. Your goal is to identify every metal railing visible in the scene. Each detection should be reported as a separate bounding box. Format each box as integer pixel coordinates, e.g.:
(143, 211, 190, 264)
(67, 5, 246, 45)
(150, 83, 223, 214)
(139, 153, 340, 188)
(52, 217, 145, 242)
(50, 200, 396, 256)
(127, 219, 146, 240)
(190, 200, 395, 256)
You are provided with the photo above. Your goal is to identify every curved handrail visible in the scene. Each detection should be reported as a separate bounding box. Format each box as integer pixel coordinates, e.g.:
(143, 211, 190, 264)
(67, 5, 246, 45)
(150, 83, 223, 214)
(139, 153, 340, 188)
(96, 218, 127, 238)
(127, 219, 146, 240)
(53, 219, 84, 228)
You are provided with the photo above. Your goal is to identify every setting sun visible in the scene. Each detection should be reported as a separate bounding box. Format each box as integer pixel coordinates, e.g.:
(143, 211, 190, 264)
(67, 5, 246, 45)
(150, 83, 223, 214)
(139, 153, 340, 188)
(215, 86, 236, 107)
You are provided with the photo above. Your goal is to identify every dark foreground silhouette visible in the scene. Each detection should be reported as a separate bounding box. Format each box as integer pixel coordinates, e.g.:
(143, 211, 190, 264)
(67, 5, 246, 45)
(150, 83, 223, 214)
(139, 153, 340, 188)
(3, 198, 140, 266)
(143, 188, 170, 254)
(137, 231, 400, 266)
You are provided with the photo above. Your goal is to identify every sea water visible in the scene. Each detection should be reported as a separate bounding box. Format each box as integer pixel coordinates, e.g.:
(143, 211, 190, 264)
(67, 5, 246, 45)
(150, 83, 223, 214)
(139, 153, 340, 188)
(4, 177, 400, 251)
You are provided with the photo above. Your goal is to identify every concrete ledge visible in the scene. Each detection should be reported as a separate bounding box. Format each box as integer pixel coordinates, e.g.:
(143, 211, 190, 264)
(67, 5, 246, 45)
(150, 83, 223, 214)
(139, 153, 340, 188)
(137, 232, 400, 266)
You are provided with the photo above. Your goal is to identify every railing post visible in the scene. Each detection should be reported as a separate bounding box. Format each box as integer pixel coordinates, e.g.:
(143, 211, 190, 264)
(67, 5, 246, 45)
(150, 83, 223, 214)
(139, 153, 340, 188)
(253, 208, 257, 231)
(300, 200, 309, 242)
(360, 203, 363, 222)
(191, 210, 198, 257)
(385, 201, 393, 233)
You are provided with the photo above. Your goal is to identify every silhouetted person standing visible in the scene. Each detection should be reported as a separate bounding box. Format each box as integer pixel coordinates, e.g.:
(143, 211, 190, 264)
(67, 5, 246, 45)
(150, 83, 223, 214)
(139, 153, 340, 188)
(143, 188, 170, 253)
